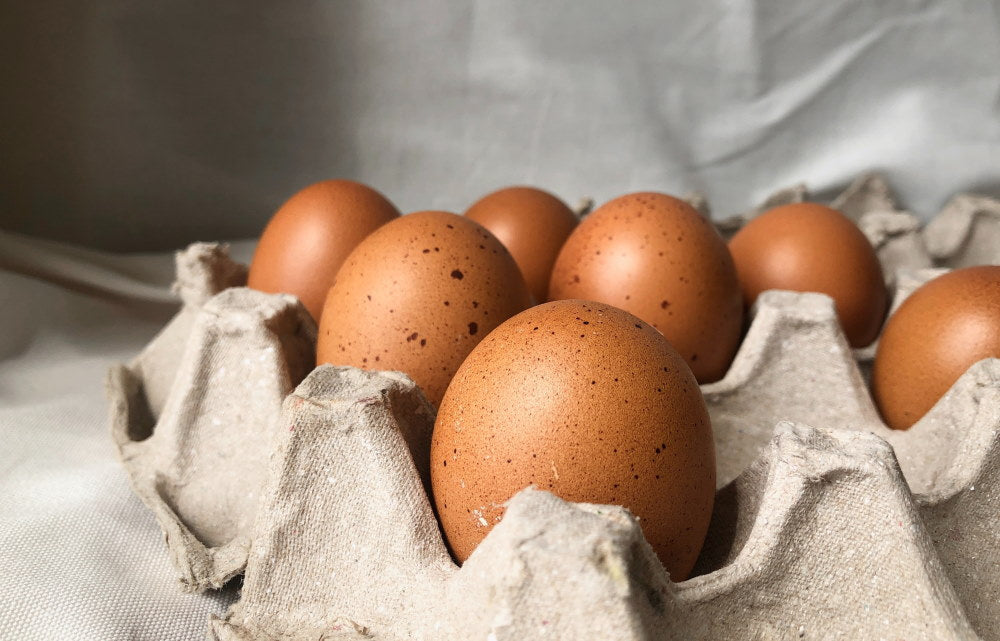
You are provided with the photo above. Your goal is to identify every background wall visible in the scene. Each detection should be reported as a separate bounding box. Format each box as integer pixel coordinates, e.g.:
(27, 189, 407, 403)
(2, 0, 999, 251)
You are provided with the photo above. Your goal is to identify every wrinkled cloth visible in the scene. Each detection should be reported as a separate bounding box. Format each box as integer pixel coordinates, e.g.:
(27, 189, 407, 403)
(2, 1, 1000, 251)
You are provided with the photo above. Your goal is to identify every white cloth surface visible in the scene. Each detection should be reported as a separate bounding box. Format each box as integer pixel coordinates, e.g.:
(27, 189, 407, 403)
(2, 0, 1000, 250)
(0, 233, 255, 640)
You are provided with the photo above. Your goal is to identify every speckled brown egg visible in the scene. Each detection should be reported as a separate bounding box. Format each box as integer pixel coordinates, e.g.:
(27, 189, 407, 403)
(431, 300, 716, 580)
(548, 192, 743, 383)
(465, 186, 579, 303)
(247, 179, 401, 322)
(728, 203, 888, 348)
(316, 211, 532, 407)
(873, 266, 1000, 430)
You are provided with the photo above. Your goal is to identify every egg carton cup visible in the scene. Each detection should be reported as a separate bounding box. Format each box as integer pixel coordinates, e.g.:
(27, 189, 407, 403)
(107, 243, 316, 591)
(106, 175, 1000, 638)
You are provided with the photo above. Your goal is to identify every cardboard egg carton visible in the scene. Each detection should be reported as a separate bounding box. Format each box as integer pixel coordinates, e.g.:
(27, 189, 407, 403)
(106, 176, 1000, 639)
(107, 244, 316, 589)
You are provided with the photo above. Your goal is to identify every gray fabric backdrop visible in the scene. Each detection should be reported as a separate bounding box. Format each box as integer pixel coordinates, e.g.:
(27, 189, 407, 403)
(2, 2, 1000, 639)
(3, 0, 999, 251)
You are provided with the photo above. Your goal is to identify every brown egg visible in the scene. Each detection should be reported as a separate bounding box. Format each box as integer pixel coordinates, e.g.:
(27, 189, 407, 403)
(247, 180, 400, 321)
(316, 211, 532, 407)
(548, 192, 743, 383)
(431, 300, 716, 580)
(728, 203, 888, 348)
(465, 186, 579, 303)
(873, 266, 1000, 430)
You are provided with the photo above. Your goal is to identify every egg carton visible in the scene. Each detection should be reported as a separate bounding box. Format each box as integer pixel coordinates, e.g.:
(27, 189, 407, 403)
(108, 244, 316, 589)
(106, 175, 1000, 639)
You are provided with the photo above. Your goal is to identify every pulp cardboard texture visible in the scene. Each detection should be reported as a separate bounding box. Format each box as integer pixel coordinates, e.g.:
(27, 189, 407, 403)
(106, 175, 1000, 640)
(108, 244, 316, 590)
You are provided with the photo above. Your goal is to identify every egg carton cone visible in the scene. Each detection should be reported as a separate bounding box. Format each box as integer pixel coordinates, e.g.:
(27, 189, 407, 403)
(106, 175, 999, 638)
(924, 193, 1000, 269)
(107, 243, 316, 591)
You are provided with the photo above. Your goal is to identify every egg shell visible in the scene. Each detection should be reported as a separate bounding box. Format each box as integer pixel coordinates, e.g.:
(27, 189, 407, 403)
(873, 265, 1000, 429)
(247, 180, 400, 321)
(431, 299, 716, 580)
(548, 192, 743, 383)
(316, 211, 532, 408)
(728, 203, 888, 348)
(465, 186, 579, 303)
